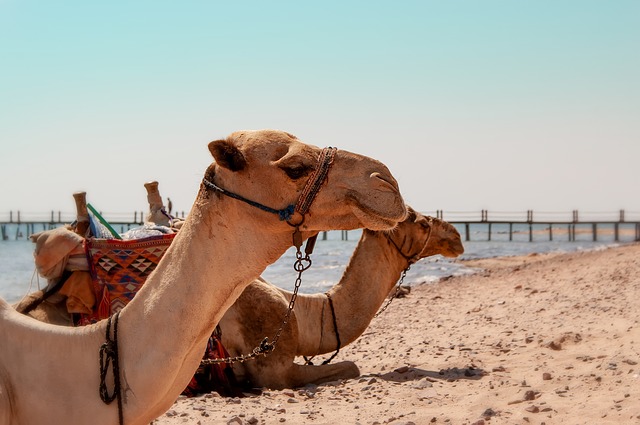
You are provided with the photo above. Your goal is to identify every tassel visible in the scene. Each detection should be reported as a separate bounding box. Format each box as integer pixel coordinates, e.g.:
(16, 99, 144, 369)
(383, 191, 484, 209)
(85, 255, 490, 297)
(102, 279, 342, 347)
(98, 286, 111, 320)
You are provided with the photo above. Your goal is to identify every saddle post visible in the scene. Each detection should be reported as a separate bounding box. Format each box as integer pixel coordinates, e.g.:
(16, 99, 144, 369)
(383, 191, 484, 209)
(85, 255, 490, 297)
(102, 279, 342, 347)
(144, 181, 172, 226)
(73, 191, 90, 237)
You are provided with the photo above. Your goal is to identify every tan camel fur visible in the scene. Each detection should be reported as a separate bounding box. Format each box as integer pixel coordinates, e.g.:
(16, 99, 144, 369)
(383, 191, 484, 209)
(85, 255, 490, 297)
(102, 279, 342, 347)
(220, 207, 464, 389)
(0, 130, 406, 425)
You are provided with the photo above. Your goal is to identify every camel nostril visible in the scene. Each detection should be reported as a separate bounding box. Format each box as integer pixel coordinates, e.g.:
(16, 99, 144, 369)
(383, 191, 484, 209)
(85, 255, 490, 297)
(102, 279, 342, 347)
(370, 172, 398, 191)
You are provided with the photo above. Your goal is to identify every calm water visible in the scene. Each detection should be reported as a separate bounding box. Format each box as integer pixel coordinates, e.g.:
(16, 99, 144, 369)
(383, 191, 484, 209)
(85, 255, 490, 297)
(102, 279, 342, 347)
(1, 223, 633, 304)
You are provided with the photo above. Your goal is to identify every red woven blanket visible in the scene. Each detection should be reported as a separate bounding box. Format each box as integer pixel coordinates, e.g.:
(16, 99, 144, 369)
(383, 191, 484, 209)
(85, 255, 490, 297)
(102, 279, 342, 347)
(79, 234, 176, 325)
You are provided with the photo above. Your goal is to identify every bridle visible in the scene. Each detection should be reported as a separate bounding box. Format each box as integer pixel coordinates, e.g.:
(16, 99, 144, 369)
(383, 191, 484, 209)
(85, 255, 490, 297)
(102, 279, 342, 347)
(198, 146, 338, 364)
(202, 146, 337, 250)
(99, 147, 338, 422)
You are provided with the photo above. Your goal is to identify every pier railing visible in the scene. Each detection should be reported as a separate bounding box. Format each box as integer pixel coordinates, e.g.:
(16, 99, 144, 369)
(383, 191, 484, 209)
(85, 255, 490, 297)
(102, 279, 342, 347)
(1, 210, 640, 242)
(421, 210, 640, 243)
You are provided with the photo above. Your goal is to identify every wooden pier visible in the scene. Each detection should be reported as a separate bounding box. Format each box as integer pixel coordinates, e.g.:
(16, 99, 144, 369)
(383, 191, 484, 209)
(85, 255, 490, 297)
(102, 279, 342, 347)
(434, 210, 640, 243)
(450, 220, 640, 243)
(2, 209, 640, 243)
(0, 210, 186, 241)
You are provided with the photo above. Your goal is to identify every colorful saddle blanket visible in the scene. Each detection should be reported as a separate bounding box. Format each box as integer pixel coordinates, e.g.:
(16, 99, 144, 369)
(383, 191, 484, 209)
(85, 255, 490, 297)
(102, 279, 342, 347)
(79, 234, 176, 325)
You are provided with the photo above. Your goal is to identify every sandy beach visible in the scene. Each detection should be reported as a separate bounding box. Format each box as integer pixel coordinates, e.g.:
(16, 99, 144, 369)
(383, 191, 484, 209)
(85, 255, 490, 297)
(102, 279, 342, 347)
(153, 243, 640, 425)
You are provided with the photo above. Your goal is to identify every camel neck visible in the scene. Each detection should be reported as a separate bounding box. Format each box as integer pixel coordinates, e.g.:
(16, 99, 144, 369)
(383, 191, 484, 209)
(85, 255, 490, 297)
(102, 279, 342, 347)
(115, 195, 292, 422)
(295, 231, 408, 355)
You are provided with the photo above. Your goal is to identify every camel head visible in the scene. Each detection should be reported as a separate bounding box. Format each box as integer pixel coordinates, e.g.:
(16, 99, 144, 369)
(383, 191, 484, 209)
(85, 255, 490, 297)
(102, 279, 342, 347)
(382, 206, 464, 263)
(202, 130, 406, 233)
(422, 215, 464, 258)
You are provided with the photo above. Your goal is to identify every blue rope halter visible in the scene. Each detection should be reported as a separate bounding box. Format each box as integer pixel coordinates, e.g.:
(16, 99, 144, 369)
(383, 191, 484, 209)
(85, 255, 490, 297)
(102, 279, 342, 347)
(201, 179, 296, 221)
(202, 146, 337, 224)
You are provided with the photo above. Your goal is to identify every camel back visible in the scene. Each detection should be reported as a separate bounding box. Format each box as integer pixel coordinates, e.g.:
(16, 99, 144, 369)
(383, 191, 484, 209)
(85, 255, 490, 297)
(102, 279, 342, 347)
(78, 234, 176, 325)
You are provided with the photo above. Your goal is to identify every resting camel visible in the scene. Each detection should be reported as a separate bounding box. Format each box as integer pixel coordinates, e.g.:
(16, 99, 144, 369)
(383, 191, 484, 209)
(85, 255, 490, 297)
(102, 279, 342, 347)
(18, 191, 462, 391)
(0, 129, 406, 425)
(219, 207, 463, 389)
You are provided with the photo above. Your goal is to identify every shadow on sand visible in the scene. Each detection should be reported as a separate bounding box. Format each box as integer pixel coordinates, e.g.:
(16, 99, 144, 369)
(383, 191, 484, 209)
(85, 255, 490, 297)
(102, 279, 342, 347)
(371, 366, 486, 383)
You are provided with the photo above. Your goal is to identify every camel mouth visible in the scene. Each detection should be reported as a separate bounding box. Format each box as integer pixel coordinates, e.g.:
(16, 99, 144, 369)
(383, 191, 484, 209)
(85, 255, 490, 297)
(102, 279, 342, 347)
(421, 242, 465, 258)
(348, 196, 407, 231)
(441, 248, 464, 258)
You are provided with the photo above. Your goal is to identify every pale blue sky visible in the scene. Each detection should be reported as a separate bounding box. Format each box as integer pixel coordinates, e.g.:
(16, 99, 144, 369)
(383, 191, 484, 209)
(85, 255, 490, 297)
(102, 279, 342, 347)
(1, 1, 639, 218)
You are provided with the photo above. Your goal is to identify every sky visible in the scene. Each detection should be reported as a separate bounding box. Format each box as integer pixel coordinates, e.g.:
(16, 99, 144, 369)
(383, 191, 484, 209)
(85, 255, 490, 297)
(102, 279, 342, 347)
(1, 1, 639, 222)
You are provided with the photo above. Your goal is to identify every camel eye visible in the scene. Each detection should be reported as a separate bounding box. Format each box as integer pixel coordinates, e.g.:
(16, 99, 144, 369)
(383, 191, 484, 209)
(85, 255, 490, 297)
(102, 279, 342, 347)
(282, 165, 311, 180)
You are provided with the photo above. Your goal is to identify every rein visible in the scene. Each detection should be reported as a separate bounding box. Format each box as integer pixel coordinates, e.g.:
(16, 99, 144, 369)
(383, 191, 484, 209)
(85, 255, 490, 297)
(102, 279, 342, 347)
(304, 292, 341, 366)
(99, 312, 124, 425)
(199, 146, 338, 365)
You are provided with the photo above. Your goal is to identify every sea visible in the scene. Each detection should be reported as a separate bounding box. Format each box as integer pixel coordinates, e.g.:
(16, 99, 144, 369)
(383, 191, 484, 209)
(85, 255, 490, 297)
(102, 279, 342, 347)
(1, 222, 636, 304)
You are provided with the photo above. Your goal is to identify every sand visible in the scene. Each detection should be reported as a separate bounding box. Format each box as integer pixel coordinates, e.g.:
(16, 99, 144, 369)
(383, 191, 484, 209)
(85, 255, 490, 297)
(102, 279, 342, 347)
(153, 243, 640, 425)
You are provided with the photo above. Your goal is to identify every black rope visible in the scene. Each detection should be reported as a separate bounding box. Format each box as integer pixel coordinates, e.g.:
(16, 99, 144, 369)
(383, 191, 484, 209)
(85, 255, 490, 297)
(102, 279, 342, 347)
(202, 178, 295, 221)
(99, 312, 124, 425)
(321, 292, 342, 365)
(16, 269, 72, 315)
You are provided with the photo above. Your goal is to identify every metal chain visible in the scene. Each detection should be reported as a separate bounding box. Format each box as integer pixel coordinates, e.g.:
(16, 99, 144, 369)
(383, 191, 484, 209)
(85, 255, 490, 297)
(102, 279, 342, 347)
(200, 239, 312, 366)
(374, 265, 410, 318)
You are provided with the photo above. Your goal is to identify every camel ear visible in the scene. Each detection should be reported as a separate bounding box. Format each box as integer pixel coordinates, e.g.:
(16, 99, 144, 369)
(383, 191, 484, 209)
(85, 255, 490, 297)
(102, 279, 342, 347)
(208, 139, 247, 172)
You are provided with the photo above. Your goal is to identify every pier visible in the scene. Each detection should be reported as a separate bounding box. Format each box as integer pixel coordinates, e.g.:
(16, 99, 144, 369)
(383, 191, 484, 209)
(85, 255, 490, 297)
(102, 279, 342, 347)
(0, 210, 186, 240)
(431, 209, 640, 243)
(1, 209, 640, 243)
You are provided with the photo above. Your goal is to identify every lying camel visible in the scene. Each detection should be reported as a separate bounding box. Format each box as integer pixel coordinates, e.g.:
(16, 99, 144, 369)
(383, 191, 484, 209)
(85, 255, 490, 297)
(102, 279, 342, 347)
(0, 129, 406, 425)
(219, 207, 463, 389)
(19, 189, 461, 391)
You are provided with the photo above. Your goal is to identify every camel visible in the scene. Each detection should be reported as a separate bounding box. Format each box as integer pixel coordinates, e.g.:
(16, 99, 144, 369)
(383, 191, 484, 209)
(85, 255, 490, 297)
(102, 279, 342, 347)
(18, 191, 462, 392)
(218, 207, 464, 389)
(0, 129, 406, 425)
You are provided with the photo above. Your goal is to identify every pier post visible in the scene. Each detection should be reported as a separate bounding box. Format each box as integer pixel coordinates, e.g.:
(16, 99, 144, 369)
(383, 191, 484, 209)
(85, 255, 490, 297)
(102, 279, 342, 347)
(592, 223, 597, 242)
(614, 223, 619, 242)
(549, 224, 553, 241)
(322, 231, 327, 240)
(509, 223, 513, 241)
(488, 223, 492, 241)
(465, 223, 470, 242)
(1, 224, 5, 240)
(529, 223, 533, 242)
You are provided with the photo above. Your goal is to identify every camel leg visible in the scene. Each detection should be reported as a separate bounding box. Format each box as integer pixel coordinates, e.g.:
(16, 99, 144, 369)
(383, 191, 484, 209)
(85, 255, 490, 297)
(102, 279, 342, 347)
(284, 360, 360, 388)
